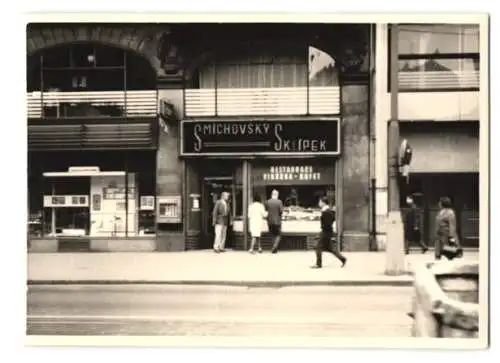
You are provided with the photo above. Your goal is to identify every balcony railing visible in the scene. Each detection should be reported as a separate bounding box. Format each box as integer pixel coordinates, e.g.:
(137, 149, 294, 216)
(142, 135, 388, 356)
(185, 86, 341, 117)
(27, 90, 158, 119)
(399, 71, 480, 91)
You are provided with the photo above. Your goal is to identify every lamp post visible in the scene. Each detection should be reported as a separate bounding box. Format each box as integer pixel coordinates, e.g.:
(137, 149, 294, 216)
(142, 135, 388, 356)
(385, 23, 405, 275)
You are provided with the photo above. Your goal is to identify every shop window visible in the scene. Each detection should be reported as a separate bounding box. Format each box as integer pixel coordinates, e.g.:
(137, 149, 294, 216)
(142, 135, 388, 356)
(234, 181, 243, 218)
(195, 46, 338, 89)
(255, 185, 335, 211)
(251, 162, 336, 233)
(389, 24, 480, 92)
(31, 151, 158, 238)
(398, 24, 479, 55)
(42, 176, 92, 237)
(93, 44, 125, 67)
(70, 44, 96, 68)
(41, 67, 126, 117)
(28, 43, 156, 118)
(137, 170, 157, 235)
(41, 46, 71, 68)
(398, 56, 479, 91)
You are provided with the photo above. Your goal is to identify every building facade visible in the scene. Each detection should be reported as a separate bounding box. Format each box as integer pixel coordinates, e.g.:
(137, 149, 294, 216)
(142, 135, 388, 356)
(26, 22, 480, 252)
(374, 23, 480, 250)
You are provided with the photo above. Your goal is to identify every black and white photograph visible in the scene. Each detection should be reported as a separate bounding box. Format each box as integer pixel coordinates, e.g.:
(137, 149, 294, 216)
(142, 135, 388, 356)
(19, 11, 490, 352)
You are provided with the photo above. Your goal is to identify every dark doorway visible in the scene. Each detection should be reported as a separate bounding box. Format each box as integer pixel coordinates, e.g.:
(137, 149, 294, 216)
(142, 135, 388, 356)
(201, 177, 235, 250)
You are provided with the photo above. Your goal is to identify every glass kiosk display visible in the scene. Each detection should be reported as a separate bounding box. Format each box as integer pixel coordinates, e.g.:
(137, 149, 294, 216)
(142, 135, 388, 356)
(42, 166, 140, 237)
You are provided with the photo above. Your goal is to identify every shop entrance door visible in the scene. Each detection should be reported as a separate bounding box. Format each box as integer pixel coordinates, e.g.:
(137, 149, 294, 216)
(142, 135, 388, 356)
(201, 177, 235, 250)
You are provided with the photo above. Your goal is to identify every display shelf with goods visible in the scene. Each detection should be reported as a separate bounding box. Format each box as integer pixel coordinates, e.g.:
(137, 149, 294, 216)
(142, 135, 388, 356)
(30, 165, 159, 239)
(232, 161, 337, 235)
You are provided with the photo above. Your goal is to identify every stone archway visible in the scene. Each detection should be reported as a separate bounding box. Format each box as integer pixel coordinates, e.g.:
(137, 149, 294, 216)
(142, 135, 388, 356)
(26, 24, 180, 77)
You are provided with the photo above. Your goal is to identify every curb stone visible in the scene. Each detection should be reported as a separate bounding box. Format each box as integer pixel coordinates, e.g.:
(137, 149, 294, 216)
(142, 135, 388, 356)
(27, 279, 413, 287)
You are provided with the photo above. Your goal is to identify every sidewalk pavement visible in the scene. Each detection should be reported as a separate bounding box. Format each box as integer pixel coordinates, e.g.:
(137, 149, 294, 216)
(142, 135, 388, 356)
(27, 250, 479, 287)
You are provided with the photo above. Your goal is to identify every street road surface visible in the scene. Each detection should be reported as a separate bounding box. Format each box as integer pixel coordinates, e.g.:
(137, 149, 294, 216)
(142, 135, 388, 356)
(27, 285, 413, 337)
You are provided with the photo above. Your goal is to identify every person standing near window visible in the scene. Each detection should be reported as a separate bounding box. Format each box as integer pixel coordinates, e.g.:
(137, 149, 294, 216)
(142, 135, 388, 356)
(212, 191, 231, 253)
(404, 196, 428, 254)
(248, 195, 268, 254)
(265, 189, 284, 254)
(311, 196, 347, 269)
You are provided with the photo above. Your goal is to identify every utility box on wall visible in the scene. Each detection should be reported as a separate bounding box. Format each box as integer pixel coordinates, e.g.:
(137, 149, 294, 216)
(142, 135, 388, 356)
(155, 195, 184, 252)
(157, 195, 182, 224)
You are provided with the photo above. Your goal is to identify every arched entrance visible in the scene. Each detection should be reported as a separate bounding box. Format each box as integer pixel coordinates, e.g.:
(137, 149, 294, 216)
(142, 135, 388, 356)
(27, 42, 157, 119)
(26, 24, 164, 75)
(27, 39, 160, 243)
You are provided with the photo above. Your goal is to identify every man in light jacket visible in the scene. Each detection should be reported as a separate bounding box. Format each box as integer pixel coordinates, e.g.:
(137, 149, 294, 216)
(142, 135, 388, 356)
(212, 191, 232, 253)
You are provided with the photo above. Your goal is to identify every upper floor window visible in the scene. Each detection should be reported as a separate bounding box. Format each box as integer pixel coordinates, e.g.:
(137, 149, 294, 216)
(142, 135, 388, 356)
(390, 24, 480, 92)
(27, 43, 157, 118)
(189, 46, 339, 89)
(28, 44, 155, 92)
(185, 45, 340, 117)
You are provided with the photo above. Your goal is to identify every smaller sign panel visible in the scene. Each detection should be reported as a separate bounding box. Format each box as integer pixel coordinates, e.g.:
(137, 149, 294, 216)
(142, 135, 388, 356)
(92, 194, 101, 211)
(68, 166, 100, 174)
(262, 166, 321, 182)
(140, 196, 155, 211)
(189, 194, 201, 212)
(253, 163, 335, 186)
(43, 195, 89, 208)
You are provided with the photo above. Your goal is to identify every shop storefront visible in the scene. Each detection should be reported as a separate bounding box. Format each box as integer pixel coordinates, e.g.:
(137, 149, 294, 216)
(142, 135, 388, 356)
(28, 151, 158, 242)
(27, 39, 160, 250)
(399, 121, 479, 248)
(180, 118, 341, 251)
(26, 22, 373, 252)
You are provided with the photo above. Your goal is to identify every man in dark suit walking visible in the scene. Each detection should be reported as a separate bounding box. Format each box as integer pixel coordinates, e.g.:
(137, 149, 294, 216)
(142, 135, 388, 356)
(404, 196, 428, 254)
(311, 196, 347, 269)
(265, 189, 283, 254)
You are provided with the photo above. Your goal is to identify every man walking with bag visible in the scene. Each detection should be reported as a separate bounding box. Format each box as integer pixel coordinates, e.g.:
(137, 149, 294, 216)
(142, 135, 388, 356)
(311, 196, 347, 269)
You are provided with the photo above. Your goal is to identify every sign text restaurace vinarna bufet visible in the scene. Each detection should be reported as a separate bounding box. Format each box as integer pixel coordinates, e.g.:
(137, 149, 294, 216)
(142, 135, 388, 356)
(192, 122, 328, 153)
(263, 165, 321, 182)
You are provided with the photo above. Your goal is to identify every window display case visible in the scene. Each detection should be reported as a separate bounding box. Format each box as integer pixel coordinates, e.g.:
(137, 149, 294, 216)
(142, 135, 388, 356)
(28, 211, 43, 238)
(233, 161, 337, 234)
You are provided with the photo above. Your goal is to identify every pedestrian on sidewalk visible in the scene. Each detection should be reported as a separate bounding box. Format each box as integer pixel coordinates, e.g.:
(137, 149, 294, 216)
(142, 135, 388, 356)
(404, 196, 428, 254)
(248, 194, 268, 254)
(265, 189, 283, 254)
(311, 196, 347, 269)
(435, 196, 463, 260)
(212, 191, 232, 253)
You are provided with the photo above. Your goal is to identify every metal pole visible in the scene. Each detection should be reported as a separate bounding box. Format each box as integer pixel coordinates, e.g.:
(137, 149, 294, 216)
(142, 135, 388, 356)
(125, 153, 129, 238)
(388, 23, 400, 212)
(51, 183, 56, 236)
(242, 160, 249, 251)
(40, 54, 44, 117)
(306, 46, 310, 115)
(385, 23, 405, 275)
(370, 178, 377, 251)
(123, 52, 127, 116)
(214, 62, 218, 117)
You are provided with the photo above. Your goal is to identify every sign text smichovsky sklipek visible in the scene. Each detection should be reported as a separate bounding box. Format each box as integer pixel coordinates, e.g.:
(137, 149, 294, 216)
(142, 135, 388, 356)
(180, 119, 340, 155)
